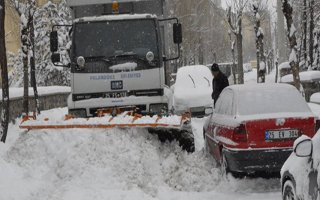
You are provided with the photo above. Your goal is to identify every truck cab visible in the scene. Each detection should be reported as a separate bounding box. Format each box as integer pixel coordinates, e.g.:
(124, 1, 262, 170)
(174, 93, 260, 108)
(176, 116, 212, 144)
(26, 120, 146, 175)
(50, 0, 182, 117)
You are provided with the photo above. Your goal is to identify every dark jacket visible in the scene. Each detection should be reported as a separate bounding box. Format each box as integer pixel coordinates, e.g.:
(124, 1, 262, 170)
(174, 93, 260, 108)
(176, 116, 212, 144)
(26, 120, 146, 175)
(212, 71, 229, 104)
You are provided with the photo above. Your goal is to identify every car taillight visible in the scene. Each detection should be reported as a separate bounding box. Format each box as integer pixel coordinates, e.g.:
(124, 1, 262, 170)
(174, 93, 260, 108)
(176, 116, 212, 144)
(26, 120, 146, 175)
(315, 119, 320, 132)
(233, 124, 247, 142)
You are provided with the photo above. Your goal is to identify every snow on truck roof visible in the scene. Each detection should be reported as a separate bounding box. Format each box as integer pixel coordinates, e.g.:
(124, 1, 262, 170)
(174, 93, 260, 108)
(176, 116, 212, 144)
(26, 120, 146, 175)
(67, 0, 155, 7)
(74, 14, 157, 23)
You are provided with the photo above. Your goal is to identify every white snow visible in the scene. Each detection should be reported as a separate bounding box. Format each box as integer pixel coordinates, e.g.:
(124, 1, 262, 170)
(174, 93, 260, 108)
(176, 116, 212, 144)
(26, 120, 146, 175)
(109, 62, 138, 72)
(229, 84, 311, 116)
(0, 108, 281, 200)
(280, 70, 320, 83)
(0, 86, 70, 100)
(289, 24, 296, 37)
(310, 92, 320, 104)
(289, 49, 297, 63)
(278, 62, 290, 69)
(173, 65, 213, 112)
(75, 14, 157, 23)
(260, 61, 266, 70)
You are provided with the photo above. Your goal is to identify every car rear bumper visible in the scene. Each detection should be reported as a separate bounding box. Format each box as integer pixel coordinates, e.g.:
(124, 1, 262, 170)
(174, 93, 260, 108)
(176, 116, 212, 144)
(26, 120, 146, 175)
(223, 147, 292, 173)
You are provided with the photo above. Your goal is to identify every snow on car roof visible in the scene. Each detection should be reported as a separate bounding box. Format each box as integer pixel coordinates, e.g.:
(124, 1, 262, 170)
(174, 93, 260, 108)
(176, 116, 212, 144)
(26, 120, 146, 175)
(281, 70, 320, 83)
(226, 83, 312, 117)
(75, 14, 157, 23)
(173, 65, 213, 109)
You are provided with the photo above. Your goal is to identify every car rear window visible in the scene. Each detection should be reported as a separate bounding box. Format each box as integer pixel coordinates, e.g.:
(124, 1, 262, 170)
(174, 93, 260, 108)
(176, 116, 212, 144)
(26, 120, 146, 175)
(237, 88, 311, 115)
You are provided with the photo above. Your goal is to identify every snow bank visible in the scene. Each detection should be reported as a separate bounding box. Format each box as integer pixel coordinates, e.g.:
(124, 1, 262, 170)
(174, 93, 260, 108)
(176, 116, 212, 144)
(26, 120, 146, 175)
(310, 92, 320, 104)
(281, 70, 320, 83)
(279, 62, 290, 69)
(0, 108, 281, 200)
(0, 86, 70, 100)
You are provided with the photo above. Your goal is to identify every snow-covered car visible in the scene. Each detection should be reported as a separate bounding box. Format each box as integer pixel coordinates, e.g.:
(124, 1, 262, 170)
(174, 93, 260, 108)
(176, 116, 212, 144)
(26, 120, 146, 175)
(172, 65, 213, 117)
(203, 83, 316, 175)
(281, 133, 320, 200)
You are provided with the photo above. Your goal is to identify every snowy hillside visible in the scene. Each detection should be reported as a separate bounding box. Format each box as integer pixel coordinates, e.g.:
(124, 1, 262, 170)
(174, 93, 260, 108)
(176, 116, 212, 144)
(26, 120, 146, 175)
(0, 108, 280, 200)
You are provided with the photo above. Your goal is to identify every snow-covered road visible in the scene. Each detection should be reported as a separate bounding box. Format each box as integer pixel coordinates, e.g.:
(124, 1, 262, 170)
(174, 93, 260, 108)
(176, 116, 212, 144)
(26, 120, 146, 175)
(0, 108, 281, 200)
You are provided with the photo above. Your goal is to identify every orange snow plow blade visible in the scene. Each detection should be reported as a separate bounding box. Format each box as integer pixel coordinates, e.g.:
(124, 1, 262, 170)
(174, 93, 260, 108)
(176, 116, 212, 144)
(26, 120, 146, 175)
(19, 110, 194, 152)
(19, 112, 190, 130)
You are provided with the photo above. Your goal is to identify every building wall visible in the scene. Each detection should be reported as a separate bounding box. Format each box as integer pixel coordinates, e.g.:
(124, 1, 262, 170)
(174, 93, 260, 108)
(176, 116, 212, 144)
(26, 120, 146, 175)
(5, 0, 61, 54)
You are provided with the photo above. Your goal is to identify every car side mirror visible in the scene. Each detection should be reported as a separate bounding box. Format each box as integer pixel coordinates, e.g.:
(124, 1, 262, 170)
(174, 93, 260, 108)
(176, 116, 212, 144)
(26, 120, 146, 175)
(173, 23, 182, 44)
(294, 138, 313, 157)
(205, 107, 213, 115)
(50, 31, 58, 52)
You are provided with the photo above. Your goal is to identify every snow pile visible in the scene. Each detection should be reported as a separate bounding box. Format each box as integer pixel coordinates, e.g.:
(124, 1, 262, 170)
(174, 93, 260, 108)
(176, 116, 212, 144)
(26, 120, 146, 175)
(310, 92, 320, 104)
(173, 65, 213, 111)
(279, 62, 290, 69)
(281, 70, 320, 83)
(0, 86, 70, 99)
(0, 108, 281, 200)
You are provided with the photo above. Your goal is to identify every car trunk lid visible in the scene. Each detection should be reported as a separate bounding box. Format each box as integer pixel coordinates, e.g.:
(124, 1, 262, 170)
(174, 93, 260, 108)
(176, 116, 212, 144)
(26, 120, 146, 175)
(243, 115, 315, 148)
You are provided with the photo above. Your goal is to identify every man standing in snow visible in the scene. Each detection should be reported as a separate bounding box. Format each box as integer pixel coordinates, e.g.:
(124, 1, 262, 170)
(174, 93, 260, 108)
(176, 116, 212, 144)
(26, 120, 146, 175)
(211, 63, 229, 106)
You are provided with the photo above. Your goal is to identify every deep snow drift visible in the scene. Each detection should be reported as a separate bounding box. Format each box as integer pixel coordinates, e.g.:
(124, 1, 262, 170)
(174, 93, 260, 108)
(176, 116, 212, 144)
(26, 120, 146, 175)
(0, 108, 280, 200)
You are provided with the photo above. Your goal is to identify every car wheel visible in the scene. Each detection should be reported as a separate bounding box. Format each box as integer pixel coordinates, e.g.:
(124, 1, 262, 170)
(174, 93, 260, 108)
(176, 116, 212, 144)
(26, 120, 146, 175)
(282, 180, 297, 200)
(220, 150, 230, 177)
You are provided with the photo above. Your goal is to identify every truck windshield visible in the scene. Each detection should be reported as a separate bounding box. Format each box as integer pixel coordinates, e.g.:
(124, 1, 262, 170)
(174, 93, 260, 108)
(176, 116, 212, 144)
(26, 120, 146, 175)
(74, 19, 159, 59)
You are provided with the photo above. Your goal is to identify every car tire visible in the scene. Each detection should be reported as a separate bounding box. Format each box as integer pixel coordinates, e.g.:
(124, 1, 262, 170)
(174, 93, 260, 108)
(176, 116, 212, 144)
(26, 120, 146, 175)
(282, 180, 297, 200)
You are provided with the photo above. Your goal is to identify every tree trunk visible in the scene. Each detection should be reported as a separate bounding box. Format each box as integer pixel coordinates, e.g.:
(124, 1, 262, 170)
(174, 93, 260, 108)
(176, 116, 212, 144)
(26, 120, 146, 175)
(29, 9, 40, 114)
(237, 17, 244, 84)
(282, 0, 301, 91)
(0, 0, 10, 143)
(303, 0, 308, 68)
(309, 0, 314, 67)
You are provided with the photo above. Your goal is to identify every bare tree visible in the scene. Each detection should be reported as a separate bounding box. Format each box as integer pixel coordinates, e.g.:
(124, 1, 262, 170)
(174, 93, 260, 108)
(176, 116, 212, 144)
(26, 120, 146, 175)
(251, 1, 266, 83)
(282, 0, 301, 90)
(0, 0, 10, 143)
(228, 31, 237, 84)
(302, 0, 308, 69)
(28, 0, 40, 114)
(309, 0, 315, 67)
(226, 0, 248, 84)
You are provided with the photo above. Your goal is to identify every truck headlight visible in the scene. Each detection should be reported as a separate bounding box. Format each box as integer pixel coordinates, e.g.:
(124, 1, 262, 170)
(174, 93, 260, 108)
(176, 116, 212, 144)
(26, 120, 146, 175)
(77, 56, 85, 69)
(146, 51, 154, 62)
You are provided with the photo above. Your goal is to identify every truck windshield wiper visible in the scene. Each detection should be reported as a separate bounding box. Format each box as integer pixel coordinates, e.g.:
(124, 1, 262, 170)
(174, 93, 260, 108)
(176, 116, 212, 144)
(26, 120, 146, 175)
(110, 52, 147, 62)
(84, 56, 114, 64)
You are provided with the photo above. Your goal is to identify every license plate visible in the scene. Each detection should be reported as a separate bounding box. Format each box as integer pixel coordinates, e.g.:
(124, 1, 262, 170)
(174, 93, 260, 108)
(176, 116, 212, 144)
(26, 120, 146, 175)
(265, 129, 299, 141)
(111, 80, 123, 90)
(105, 92, 126, 98)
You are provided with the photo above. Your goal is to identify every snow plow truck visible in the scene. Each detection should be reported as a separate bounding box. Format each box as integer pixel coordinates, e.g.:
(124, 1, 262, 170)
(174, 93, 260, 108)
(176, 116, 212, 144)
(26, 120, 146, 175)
(20, 0, 195, 152)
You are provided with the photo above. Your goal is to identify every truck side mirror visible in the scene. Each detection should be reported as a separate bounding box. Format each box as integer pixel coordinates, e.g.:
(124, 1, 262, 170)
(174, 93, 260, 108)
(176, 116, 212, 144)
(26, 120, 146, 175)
(51, 53, 61, 63)
(173, 23, 182, 44)
(50, 31, 58, 52)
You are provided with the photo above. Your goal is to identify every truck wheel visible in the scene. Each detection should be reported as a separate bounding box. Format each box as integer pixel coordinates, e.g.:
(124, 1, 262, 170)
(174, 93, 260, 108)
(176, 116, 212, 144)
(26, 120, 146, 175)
(282, 180, 297, 200)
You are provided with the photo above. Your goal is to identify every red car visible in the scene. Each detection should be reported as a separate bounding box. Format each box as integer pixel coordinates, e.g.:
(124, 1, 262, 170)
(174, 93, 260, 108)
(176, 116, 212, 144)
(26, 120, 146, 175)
(203, 84, 316, 174)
